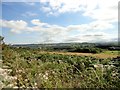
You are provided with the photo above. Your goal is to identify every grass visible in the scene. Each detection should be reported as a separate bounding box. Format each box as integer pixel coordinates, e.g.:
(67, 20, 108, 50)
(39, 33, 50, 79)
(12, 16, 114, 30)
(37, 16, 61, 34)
(37, 50, 119, 59)
(1, 46, 120, 88)
(103, 50, 119, 55)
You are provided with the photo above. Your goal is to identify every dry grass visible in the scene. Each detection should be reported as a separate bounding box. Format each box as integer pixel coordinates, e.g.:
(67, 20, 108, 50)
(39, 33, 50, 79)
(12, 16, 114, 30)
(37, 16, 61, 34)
(38, 51, 119, 59)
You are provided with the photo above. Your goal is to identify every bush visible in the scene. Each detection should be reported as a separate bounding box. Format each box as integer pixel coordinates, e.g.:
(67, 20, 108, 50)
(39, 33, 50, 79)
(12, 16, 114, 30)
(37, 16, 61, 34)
(2, 46, 119, 88)
(72, 47, 103, 54)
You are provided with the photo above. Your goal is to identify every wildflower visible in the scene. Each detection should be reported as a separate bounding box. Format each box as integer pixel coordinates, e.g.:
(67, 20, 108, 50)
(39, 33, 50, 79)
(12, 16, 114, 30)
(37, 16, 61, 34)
(13, 86, 19, 88)
(34, 82, 37, 86)
(94, 64, 103, 68)
(7, 84, 14, 87)
(43, 74, 48, 80)
(45, 72, 48, 76)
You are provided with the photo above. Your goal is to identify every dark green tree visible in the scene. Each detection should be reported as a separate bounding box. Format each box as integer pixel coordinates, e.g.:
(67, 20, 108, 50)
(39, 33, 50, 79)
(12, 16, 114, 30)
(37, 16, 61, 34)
(0, 36, 4, 44)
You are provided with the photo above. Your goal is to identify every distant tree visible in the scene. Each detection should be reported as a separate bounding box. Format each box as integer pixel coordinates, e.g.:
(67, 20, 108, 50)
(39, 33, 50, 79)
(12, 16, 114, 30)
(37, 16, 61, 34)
(0, 36, 4, 44)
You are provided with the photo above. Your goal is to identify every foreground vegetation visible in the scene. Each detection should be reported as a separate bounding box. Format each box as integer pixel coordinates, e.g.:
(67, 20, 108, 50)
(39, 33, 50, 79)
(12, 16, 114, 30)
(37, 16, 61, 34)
(1, 45, 120, 88)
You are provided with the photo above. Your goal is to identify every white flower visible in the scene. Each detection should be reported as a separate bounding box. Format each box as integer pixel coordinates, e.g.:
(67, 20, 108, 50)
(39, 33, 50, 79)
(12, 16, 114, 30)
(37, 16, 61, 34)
(52, 71, 55, 74)
(94, 64, 103, 68)
(45, 72, 48, 76)
(7, 84, 14, 87)
(43, 75, 48, 80)
(34, 82, 37, 86)
(13, 86, 19, 88)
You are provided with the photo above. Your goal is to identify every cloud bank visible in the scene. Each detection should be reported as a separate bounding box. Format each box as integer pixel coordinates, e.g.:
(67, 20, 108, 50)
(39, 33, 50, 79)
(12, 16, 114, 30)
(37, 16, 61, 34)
(40, 0, 118, 23)
(1, 19, 117, 43)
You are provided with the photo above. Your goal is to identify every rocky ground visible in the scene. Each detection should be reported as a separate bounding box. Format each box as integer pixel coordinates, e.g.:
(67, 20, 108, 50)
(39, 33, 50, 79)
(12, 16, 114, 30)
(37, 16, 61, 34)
(0, 60, 17, 89)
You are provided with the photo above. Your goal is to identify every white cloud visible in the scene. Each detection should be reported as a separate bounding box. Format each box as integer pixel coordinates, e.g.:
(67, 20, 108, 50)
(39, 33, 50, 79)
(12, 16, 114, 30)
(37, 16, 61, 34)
(67, 24, 89, 31)
(2, 1, 118, 44)
(40, 0, 119, 23)
(1, 19, 114, 33)
(40, 0, 84, 14)
(89, 21, 114, 30)
(31, 19, 50, 27)
(84, 0, 118, 23)
(64, 32, 117, 43)
(24, 2, 35, 6)
(22, 12, 38, 17)
(39, 0, 117, 43)
(2, 20, 27, 29)
(1, 19, 117, 43)
(41, 6, 51, 12)
(2, 20, 27, 33)
(83, 7, 117, 23)
(67, 21, 114, 31)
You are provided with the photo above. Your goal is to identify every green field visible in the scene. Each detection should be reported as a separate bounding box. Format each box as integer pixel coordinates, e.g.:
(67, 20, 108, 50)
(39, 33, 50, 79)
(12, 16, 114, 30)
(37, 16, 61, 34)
(102, 50, 119, 55)
(1, 45, 120, 88)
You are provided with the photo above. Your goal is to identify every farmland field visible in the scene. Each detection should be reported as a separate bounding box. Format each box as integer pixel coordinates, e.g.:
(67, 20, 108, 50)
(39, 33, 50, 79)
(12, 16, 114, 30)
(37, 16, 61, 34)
(37, 50, 119, 59)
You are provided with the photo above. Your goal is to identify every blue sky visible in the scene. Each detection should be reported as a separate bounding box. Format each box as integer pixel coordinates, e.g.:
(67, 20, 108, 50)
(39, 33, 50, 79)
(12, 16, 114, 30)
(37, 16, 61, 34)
(1, 0, 118, 44)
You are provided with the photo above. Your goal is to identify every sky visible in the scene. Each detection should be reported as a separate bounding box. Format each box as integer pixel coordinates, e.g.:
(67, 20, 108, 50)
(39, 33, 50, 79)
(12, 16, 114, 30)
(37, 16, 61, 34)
(0, 0, 119, 44)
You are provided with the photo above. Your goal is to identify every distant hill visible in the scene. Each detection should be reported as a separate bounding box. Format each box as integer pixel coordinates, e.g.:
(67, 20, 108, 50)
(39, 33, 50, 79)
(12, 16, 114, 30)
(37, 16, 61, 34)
(11, 42, 119, 50)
